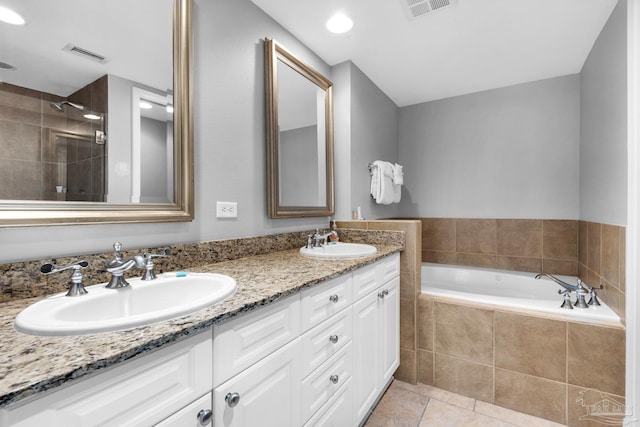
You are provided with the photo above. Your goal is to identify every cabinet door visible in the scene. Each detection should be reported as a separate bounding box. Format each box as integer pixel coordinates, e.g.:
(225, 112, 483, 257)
(351, 290, 380, 426)
(380, 277, 400, 383)
(214, 338, 302, 427)
(2, 332, 213, 427)
(154, 393, 213, 427)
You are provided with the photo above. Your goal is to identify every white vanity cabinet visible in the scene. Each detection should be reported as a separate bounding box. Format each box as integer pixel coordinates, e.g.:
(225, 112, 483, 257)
(1, 252, 400, 427)
(352, 256, 400, 426)
(212, 252, 399, 427)
(1, 332, 214, 427)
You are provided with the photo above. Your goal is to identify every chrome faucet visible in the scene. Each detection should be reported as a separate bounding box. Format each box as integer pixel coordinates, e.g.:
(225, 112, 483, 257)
(40, 260, 89, 297)
(105, 242, 145, 289)
(312, 228, 338, 247)
(534, 273, 577, 292)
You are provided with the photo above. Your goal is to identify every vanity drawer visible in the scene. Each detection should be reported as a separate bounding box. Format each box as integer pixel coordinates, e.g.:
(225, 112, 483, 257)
(214, 293, 300, 386)
(352, 262, 379, 301)
(303, 377, 352, 427)
(300, 274, 352, 332)
(301, 341, 352, 423)
(377, 253, 400, 284)
(301, 306, 352, 376)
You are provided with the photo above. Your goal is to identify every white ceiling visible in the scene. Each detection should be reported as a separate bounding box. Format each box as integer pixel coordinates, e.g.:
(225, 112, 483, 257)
(0, 0, 172, 97)
(250, 0, 618, 107)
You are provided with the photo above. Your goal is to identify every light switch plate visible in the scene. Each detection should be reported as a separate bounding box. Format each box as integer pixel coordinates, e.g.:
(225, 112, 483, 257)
(216, 201, 237, 218)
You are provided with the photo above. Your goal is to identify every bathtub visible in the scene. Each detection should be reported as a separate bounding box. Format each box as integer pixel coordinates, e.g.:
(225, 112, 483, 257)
(421, 263, 620, 325)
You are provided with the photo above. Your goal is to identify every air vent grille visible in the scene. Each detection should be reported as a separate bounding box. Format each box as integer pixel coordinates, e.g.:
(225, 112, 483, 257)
(62, 44, 107, 63)
(401, 0, 458, 19)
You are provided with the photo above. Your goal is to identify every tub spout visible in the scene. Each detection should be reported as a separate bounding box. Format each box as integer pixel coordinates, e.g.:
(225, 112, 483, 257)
(535, 273, 577, 292)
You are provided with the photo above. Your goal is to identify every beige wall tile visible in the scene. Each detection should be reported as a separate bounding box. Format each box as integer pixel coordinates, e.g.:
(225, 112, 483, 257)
(422, 218, 456, 252)
(456, 253, 497, 269)
(336, 220, 368, 230)
(497, 256, 542, 273)
(567, 384, 625, 427)
(434, 353, 493, 402)
(0, 120, 41, 161)
(568, 323, 625, 396)
(495, 312, 566, 382)
(579, 221, 588, 265)
(543, 259, 579, 276)
(423, 250, 456, 264)
(417, 298, 433, 351)
(456, 219, 497, 254)
(495, 369, 566, 424)
(543, 220, 578, 260)
(586, 222, 602, 274)
(417, 350, 434, 385)
(601, 224, 621, 289)
(400, 270, 416, 299)
(497, 219, 542, 257)
(400, 297, 416, 350)
(435, 302, 494, 364)
(396, 348, 417, 384)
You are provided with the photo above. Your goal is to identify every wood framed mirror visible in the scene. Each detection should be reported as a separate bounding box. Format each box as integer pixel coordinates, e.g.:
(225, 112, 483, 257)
(265, 38, 334, 218)
(0, 0, 193, 226)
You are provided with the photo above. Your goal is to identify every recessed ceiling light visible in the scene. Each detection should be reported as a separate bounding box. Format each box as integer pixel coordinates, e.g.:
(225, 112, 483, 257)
(326, 13, 353, 34)
(0, 6, 25, 25)
(139, 101, 153, 109)
(84, 113, 101, 120)
(166, 105, 174, 114)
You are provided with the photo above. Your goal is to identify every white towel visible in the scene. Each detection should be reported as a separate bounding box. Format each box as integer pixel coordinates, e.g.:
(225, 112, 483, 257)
(392, 183, 401, 203)
(393, 163, 403, 185)
(370, 160, 397, 205)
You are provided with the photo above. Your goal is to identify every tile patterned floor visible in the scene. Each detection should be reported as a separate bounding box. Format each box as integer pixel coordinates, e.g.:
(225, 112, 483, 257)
(365, 380, 566, 427)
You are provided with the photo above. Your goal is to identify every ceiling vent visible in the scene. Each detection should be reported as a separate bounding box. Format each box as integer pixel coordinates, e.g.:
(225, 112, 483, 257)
(401, 0, 458, 19)
(62, 44, 107, 63)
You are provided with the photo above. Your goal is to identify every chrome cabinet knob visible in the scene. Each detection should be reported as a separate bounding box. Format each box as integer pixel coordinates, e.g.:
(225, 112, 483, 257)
(197, 409, 213, 426)
(329, 294, 339, 303)
(225, 392, 241, 408)
(329, 334, 339, 344)
(330, 375, 339, 384)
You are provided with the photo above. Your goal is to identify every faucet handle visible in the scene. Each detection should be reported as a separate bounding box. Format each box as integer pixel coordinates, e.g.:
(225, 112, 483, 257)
(558, 289, 574, 309)
(141, 248, 171, 281)
(113, 242, 123, 259)
(41, 260, 89, 297)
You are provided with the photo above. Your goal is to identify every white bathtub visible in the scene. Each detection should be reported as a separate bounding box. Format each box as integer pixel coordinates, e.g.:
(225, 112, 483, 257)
(421, 263, 621, 325)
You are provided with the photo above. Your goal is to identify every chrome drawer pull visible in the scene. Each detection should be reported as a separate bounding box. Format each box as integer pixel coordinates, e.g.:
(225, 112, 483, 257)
(329, 294, 339, 303)
(197, 409, 213, 426)
(329, 334, 339, 344)
(225, 392, 241, 408)
(330, 374, 339, 384)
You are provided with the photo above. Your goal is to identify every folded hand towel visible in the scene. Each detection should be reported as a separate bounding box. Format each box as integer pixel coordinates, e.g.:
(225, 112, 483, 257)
(393, 163, 403, 185)
(392, 183, 401, 203)
(371, 160, 402, 205)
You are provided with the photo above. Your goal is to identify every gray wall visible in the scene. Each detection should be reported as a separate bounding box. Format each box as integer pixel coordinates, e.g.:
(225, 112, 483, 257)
(140, 117, 170, 203)
(398, 74, 581, 219)
(279, 125, 319, 206)
(0, 0, 333, 263)
(580, 0, 627, 226)
(332, 61, 401, 221)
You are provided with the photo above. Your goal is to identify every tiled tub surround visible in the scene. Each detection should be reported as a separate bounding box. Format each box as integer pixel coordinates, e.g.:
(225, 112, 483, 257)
(417, 297, 625, 426)
(0, 230, 403, 407)
(421, 218, 626, 321)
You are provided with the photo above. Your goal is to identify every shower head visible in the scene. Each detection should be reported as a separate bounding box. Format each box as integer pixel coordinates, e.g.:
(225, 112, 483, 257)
(49, 100, 86, 113)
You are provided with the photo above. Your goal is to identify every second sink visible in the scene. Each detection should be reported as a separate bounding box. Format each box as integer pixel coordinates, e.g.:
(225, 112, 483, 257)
(300, 242, 377, 259)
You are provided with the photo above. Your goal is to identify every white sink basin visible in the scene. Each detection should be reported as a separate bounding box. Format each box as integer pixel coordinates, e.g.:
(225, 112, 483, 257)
(300, 242, 377, 259)
(14, 272, 237, 336)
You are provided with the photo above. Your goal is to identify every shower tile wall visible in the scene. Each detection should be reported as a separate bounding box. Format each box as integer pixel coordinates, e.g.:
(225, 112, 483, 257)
(0, 79, 107, 201)
(421, 218, 626, 321)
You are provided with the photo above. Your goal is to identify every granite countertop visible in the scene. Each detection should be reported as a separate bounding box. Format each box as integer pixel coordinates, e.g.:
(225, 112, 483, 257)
(0, 244, 402, 408)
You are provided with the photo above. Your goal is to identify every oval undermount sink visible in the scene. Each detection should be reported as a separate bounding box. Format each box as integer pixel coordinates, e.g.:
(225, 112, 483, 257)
(14, 272, 237, 336)
(300, 242, 377, 259)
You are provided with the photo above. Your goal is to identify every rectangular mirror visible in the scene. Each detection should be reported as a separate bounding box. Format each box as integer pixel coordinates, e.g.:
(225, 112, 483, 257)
(0, 0, 193, 226)
(265, 38, 334, 218)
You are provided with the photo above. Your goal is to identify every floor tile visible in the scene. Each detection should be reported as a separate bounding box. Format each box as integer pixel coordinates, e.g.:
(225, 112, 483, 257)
(364, 382, 429, 427)
(394, 381, 476, 410)
(475, 401, 566, 427)
(419, 399, 513, 427)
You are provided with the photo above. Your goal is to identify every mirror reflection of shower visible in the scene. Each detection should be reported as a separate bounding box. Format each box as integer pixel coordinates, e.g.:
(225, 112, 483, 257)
(49, 100, 86, 112)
